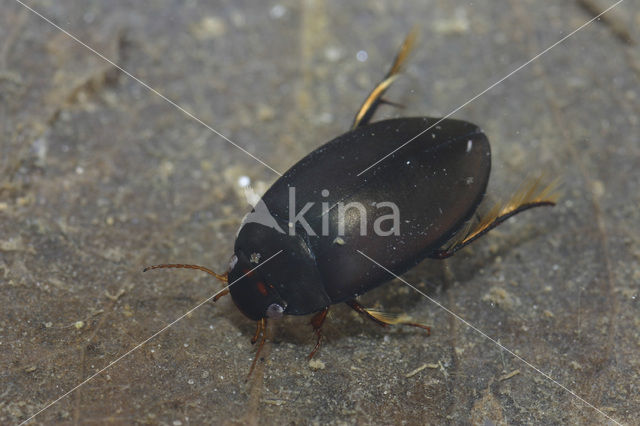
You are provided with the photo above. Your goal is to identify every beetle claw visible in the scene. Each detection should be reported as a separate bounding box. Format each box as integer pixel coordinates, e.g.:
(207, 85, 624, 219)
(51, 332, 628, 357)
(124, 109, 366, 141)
(308, 307, 329, 359)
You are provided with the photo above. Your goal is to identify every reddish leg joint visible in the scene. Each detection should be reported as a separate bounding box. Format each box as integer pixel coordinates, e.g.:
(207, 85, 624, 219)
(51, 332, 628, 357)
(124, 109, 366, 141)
(308, 307, 329, 359)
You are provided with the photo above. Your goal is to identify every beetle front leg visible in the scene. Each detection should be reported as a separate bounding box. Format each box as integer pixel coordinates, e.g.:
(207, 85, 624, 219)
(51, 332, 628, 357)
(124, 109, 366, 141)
(248, 318, 268, 377)
(308, 307, 329, 359)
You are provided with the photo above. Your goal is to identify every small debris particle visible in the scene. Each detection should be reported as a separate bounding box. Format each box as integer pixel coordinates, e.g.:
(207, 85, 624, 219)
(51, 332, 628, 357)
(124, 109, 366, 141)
(263, 398, 287, 406)
(105, 289, 125, 301)
(405, 363, 439, 378)
(269, 4, 287, 19)
(193, 16, 226, 39)
(325, 46, 343, 62)
(122, 304, 134, 317)
(0, 236, 35, 253)
(438, 361, 449, 379)
(24, 366, 37, 373)
(406, 364, 427, 378)
(308, 359, 326, 370)
(433, 8, 470, 35)
(499, 369, 520, 381)
(482, 286, 521, 309)
(74, 321, 85, 329)
(257, 104, 275, 121)
(44, 322, 52, 328)
(159, 160, 175, 180)
(592, 180, 605, 198)
(333, 237, 345, 245)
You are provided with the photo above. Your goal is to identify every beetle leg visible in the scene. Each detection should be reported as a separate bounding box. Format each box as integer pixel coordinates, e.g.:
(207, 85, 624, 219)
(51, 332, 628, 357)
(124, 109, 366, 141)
(346, 300, 431, 334)
(248, 318, 267, 377)
(378, 98, 406, 109)
(432, 178, 560, 259)
(308, 307, 329, 359)
(351, 28, 418, 129)
(213, 288, 230, 302)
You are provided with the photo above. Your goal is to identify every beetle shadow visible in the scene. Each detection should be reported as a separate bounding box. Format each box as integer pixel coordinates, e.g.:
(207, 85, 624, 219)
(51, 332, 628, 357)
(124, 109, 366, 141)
(321, 222, 554, 345)
(264, 260, 451, 349)
(217, 221, 554, 355)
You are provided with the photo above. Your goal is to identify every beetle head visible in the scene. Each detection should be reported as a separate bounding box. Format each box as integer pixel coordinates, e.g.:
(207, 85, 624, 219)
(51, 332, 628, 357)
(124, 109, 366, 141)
(227, 249, 288, 321)
(228, 221, 329, 320)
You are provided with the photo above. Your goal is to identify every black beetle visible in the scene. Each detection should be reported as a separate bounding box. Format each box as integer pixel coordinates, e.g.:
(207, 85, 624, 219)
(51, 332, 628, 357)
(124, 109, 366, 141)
(145, 30, 557, 373)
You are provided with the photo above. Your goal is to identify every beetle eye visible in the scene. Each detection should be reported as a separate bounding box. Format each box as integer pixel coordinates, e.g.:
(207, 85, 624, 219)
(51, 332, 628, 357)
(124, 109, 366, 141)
(228, 254, 238, 270)
(266, 303, 285, 318)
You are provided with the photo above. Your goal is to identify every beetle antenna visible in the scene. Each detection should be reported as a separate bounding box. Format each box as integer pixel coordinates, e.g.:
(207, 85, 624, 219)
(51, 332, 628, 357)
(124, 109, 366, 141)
(142, 263, 228, 284)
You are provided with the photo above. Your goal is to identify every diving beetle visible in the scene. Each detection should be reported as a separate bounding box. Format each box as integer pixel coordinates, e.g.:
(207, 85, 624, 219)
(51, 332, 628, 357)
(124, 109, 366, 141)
(144, 30, 557, 373)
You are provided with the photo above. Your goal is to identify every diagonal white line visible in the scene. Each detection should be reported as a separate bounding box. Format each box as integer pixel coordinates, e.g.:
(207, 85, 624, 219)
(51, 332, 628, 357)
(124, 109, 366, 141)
(13, 0, 283, 177)
(356, 250, 622, 425)
(19, 250, 283, 425)
(357, 0, 625, 176)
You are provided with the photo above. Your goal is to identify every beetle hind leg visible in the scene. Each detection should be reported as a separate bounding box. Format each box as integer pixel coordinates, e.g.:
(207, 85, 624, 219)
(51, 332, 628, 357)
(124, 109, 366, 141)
(308, 307, 329, 359)
(346, 300, 431, 334)
(351, 28, 418, 129)
(432, 177, 560, 259)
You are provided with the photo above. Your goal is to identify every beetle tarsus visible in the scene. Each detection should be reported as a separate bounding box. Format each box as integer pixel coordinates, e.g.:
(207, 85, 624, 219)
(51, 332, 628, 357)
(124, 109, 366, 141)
(351, 27, 418, 129)
(346, 300, 430, 334)
(247, 318, 267, 377)
(308, 307, 329, 359)
(433, 178, 560, 259)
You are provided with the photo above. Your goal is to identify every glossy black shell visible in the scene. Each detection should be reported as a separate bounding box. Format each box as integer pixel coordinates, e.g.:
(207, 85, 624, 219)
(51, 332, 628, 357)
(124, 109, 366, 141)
(229, 116, 491, 319)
